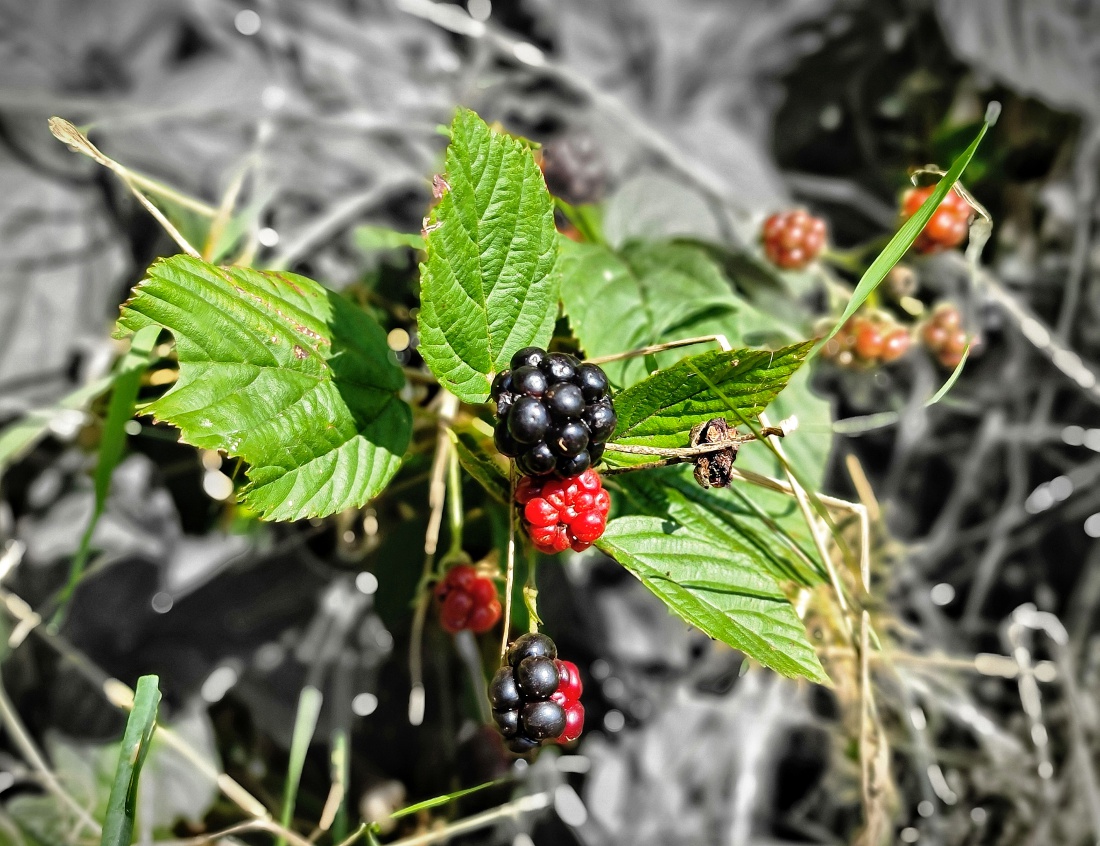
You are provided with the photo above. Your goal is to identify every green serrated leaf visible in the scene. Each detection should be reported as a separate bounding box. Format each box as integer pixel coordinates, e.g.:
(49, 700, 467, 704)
(607, 342, 812, 463)
(596, 516, 827, 683)
(115, 255, 411, 521)
(560, 240, 740, 388)
(613, 468, 823, 587)
(451, 428, 509, 504)
(417, 109, 559, 403)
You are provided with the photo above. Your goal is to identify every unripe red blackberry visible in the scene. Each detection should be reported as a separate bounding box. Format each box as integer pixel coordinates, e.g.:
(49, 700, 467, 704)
(901, 185, 973, 254)
(821, 313, 912, 369)
(434, 564, 502, 634)
(921, 303, 979, 368)
(550, 660, 585, 744)
(491, 348, 615, 479)
(515, 469, 611, 554)
(762, 209, 827, 270)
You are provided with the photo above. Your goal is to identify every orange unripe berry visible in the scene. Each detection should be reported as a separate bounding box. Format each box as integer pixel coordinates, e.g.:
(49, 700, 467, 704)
(762, 210, 828, 270)
(901, 185, 973, 254)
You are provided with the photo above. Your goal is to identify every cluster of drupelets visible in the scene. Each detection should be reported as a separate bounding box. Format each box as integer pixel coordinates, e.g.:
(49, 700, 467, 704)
(762, 185, 979, 370)
(433, 349, 618, 754)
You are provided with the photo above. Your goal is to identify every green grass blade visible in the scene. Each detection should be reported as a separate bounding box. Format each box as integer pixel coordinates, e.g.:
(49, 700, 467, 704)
(390, 779, 506, 820)
(925, 344, 971, 406)
(100, 675, 161, 846)
(277, 686, 323, 846)
(811, 115, 993, 358)
(53, 325, 160, 625)
(330, 728, 350, 842)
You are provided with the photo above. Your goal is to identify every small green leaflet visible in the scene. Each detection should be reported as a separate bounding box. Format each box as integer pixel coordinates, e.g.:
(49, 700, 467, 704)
(559, 240, 741, 388)
(596, 517, 827, 683)
(115, 255, 411, 521)
(418, 109, 559, 403)
(607, 342, 812, 463)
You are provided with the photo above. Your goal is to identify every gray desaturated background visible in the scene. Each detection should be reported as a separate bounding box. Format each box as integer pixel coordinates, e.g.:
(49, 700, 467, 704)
(3, 1, 1100, 844)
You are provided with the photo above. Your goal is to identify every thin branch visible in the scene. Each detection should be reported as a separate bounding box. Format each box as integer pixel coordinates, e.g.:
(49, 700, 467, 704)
(586, 334, 732, 365)
(760, 411, 854, 636)
(0, 678, 101, 837)
(48, 118, 201, 258)
(268, 177, 417, 270)
(383, 791, 552, 846)
(603, 427, 786, 458)
(156, 817, 314, 846)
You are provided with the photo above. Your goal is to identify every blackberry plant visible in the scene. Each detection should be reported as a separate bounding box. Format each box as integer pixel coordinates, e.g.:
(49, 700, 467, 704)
(18, 97, 995, 842)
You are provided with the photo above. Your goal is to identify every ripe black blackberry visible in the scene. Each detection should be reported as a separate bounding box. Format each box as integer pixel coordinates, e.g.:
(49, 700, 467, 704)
(491, 347, 615, 478)
(489, 633, 567, 753)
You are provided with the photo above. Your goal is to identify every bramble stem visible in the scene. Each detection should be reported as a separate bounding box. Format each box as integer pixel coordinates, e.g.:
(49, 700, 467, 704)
(603, 427, 786, 459)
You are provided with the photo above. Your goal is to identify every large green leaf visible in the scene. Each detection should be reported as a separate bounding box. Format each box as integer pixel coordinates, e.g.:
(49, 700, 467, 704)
(614, 468, 823, 588)
(559, 240, 741, 388)
(115, 255, 411, 521)
(417, 109, 559, 403)
(596, 516, 827, 683)
(607, 342, 812, 463)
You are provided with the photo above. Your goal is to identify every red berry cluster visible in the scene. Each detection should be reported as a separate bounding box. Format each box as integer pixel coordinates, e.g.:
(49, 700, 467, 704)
(821, 313, 911, 369)
(762, 209, 828, 270)
(434, 564, 502, 634)
(901, 185, 973, 254)
(920, 303, 975, 368)
(516, 469, 611, 555)
(550, 659, 585, 744)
